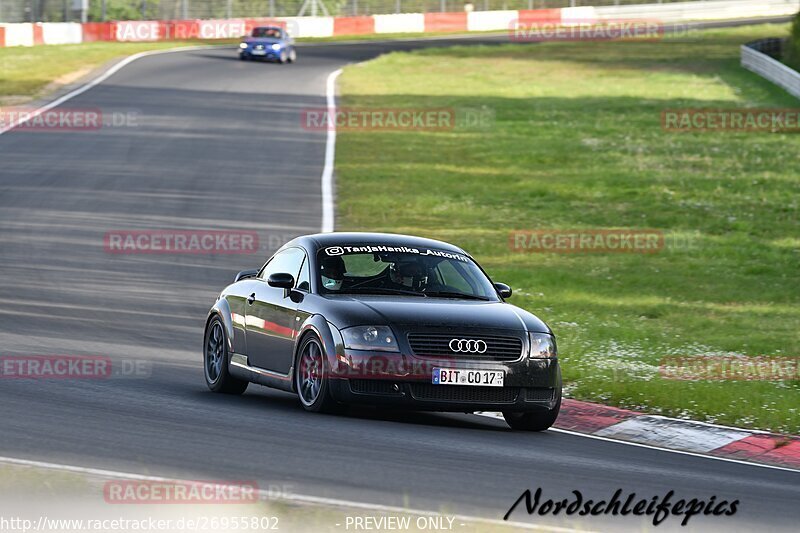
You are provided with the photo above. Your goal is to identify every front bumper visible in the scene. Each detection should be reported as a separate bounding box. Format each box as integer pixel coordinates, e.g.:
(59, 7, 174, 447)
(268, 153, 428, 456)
(327, 349, 561, 413)
(240, 49, 281, 60)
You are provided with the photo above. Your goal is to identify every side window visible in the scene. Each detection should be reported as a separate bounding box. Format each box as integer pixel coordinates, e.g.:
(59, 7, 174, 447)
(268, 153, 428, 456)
(296, 255, 311, 291)
(259, 248, 305, 286)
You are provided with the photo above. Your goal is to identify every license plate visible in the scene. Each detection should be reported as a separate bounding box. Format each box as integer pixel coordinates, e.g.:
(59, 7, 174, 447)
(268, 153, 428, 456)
(432, 368, 504, 387)
(252, 50, 266, 55)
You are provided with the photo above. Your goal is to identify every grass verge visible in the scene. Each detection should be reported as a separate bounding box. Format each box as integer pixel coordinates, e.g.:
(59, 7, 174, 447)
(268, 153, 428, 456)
(0, 31, 504, 105)
(0, 40, 227, 104)
(335, 24, 800, 434)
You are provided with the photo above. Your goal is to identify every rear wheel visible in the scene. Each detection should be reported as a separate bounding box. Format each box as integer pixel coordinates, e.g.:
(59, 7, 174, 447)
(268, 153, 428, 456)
(295, 335, 342, 413)
(204, 317, 248, 395)
(502, 390, 561, 431)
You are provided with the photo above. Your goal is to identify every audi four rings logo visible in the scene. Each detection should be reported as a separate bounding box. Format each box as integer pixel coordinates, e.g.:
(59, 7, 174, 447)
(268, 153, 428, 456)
(449, 339, 488, 353)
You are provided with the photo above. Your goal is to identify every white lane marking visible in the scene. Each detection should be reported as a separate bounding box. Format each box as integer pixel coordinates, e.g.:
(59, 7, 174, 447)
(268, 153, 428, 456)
(475, 412, 800, 474)
(594, 416, 750, 453)
(0, 455, 583, 532)
(0, 45, 221, 137)
(321, 68, 343, 233)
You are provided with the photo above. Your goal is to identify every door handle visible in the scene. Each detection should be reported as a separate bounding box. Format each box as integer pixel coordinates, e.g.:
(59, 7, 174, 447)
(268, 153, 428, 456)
(247, 293, 256, 305)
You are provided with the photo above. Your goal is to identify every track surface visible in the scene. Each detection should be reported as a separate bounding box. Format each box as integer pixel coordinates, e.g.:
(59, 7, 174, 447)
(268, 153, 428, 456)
(0, 34, 798, 532)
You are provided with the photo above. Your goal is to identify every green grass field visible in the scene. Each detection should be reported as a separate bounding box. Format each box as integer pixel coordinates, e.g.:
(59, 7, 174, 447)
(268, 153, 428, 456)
(335, 25, 800, 434)
(0, 41, 220, 104)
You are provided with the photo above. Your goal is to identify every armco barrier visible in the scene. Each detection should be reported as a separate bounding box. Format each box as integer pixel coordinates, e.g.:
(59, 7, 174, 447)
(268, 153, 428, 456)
(2, 22, 35, 46)
(41, 22, 83, 45)
(373, 13, 425, 34)
(595, 0, 799, 22)
(424, 12, 468, 33)
(742, 40, 800, 99)
(467, 10, 518, 32)
(0, 1, 797, 47)
(334, 16, 375, 36)
(32, 22, 44, 45)
(283, 16, 335, 38)
(81, 22, 115, 42)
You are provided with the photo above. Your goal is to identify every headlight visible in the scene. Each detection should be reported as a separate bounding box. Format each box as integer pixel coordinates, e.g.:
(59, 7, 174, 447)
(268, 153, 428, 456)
(341, 326, 399, 352)
(239, 42, 248, 49)
(529, 333, 557, 358)
(271, 43, 281, 51)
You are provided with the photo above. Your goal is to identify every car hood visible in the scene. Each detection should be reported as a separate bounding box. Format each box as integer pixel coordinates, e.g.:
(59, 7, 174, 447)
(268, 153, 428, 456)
(243, 38, 282, 45)
(322, 295, 550, 334)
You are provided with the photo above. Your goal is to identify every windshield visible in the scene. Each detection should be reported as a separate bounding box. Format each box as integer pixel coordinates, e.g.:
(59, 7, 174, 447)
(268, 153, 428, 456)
(317, 245, 499, 300)
(252, 27, 282, 39)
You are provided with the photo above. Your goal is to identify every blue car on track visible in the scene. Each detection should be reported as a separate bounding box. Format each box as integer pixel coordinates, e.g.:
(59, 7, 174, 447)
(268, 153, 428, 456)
(239, 26, 296, 63)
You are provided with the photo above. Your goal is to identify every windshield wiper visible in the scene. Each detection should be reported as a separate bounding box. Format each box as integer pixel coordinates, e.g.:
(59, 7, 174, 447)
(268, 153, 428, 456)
(339, 287, 427, 297)
(423, 291, 490, 301)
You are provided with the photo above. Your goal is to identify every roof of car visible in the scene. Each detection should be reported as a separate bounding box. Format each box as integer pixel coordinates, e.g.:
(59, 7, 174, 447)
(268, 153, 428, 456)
(289, 232, 469, 255)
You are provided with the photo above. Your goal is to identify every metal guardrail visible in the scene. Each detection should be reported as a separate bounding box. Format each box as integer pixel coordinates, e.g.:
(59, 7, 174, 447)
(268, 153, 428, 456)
(742, 39, 800, 100)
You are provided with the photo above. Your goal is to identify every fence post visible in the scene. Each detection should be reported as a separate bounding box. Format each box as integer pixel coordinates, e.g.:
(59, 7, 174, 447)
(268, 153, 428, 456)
(227, 0, 232, 19)
(141, 0, 146, 20)
(270, 0, 275, 18)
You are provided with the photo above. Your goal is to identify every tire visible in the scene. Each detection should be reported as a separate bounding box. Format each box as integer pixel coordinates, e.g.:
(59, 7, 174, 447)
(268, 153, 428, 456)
(204, 316, 248, 395)
(287, 49, 296, 63)
(239, 54, 248, 61)
(278, 50, 288, 64)
(502, 389, 561, 431)
(294, 334, 342, 413)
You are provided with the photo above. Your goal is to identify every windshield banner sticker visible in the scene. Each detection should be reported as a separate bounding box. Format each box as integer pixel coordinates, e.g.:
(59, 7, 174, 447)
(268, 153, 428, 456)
(324, 245, 469, 262)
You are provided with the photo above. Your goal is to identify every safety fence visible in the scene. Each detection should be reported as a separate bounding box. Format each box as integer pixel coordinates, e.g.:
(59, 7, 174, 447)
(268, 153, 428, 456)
(742, 37, 800, 99)
(0, 0, 797, 45)
(0, 1, 754, 24)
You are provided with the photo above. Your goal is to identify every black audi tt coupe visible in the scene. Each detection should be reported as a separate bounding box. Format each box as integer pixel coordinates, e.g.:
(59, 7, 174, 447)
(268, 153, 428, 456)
(204, 232, 561, 430)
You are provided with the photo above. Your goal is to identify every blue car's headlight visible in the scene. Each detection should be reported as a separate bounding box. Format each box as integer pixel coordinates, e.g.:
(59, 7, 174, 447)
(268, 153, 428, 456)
(271, 43, 281, 51)
(239, 42, 248, 49)
(341, 326, 399, 352)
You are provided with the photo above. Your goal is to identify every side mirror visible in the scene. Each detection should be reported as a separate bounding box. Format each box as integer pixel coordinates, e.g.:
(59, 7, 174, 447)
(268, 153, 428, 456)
(494, 282, 512, 298)
(234, 269, 258, 282)
(267, 272, 295, 289)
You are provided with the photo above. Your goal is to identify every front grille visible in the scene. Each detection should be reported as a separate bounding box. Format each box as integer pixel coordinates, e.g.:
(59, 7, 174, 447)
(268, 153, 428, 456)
(349, 379, 401, 395)
(526, 388, 555, 402)
(410, 384, 519, 403)
(407, 333, 523, 361)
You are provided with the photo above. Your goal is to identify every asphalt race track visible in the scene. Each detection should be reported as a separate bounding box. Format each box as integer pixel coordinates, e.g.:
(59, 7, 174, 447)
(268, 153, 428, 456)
(0, 31, 798, 532)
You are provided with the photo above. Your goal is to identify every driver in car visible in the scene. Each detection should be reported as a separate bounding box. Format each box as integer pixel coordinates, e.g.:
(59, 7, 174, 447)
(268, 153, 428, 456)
(385, 260, 428, 291)
(320, 255, 346, 291)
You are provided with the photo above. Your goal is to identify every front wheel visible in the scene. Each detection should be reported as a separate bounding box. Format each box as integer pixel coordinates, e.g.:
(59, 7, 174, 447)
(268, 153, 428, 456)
(502, 391, 561, 431)
(295, 335, 342, 413)
(204, 316, 248, 395)
(278, 50, 288, 64)
(287, 49, 296, 63)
